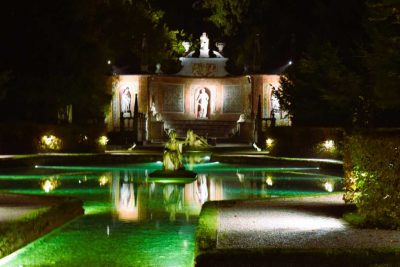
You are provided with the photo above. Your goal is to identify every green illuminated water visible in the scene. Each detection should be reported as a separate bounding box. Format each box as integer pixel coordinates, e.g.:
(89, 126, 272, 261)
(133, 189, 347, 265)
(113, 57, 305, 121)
(0, 162, 342, 267)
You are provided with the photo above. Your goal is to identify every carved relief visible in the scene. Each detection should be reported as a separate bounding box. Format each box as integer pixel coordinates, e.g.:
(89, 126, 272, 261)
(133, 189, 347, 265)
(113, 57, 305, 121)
(223, 85, 242, 113)
(192, 63, 217, 77)
(162, 84, 184, 112)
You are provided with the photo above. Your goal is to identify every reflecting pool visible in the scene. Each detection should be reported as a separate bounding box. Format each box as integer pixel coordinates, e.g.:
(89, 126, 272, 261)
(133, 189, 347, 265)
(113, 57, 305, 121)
(0, 162, 342, 266)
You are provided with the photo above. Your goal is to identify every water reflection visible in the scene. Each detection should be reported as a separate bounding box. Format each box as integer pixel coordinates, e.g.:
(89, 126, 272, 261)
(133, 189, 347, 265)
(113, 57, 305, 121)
(0, 164, 343, 267)
(111, 171, 223, 222)
(108, 168, 341, 223)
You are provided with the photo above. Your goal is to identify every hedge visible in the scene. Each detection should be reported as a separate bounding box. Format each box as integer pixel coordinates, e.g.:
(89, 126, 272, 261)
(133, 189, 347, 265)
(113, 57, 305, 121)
(343, 130, 400, 229)
(263, 127, 344, 159)
(0, 122, 107, 154)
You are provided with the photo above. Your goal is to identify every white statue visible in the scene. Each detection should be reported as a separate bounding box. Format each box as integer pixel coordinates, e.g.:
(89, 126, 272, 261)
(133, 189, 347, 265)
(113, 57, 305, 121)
(200, 32, 209, 57)
(155, 63, 163, 74)
(196, 88, 209, 118)
(150, 102, 157, 116)
(121, 87, 131, 113)
(237, 114, 246, 123)
(216, 42, 225, 53)
(182, 41, 191, 53)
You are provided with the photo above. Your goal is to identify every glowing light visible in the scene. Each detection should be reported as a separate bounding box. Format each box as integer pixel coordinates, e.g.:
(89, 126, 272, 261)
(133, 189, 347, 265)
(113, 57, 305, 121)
(266, 176, 273, 186)
(265, 138, 275, 151)
(107, 60, 111, 65)
(98, 136, 109, 146)
(323, 140, 335, 150)
(288, 60, 293, 65)
(323, 181, 334, 192)
(317, 139, 336, 154)
(41, 178, 59, 193)
(99, 175, 109, 186)
(39, 135, 62, 151)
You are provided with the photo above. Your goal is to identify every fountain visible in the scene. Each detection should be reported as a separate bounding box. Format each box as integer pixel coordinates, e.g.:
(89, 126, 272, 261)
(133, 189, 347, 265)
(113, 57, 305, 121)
(148, 130, 197, 182)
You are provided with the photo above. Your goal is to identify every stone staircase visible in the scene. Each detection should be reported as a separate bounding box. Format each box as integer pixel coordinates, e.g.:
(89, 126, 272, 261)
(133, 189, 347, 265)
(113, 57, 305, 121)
(164, 120, 238, 139)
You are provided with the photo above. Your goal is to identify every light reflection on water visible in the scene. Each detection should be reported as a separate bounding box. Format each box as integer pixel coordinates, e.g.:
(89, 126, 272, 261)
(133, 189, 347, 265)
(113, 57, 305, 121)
(0, 162, 342, 266)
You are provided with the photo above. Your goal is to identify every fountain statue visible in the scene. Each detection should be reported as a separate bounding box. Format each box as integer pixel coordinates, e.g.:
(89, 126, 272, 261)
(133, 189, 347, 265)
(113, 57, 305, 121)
(149, 130, 197, 181)
(185, 130, 210, 149)
(163, 130, 184, 171)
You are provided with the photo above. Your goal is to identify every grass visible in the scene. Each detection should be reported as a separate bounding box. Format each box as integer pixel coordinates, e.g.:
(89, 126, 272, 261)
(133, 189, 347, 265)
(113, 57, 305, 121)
(195, 201, 218, 255)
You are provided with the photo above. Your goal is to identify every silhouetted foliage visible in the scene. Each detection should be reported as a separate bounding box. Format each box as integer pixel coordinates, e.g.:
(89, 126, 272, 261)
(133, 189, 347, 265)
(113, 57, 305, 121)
(0, 0, 183, 124)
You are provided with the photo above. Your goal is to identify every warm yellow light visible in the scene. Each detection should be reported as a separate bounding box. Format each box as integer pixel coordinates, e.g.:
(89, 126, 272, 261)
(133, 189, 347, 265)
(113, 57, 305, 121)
(266, 176, 273, 186)
(41, 178, 59, 193)
(98, 136, 109, 146)
(323, 181, 334, 192)
(323, 140, 335, 150)
(99, 175, 109, 186)
(266, 138, 274, 147)
(40, 135, 62, 151)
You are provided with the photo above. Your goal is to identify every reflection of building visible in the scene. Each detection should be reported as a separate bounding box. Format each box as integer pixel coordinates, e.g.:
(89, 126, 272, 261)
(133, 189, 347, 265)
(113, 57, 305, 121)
(112, 171, 142, 221)
(106, 33, 290, 144)
(111, 171, 224, 222)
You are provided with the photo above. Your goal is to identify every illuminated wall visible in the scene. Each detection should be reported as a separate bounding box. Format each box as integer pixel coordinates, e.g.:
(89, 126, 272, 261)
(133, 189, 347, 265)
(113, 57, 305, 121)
(107, 74, 288, 136)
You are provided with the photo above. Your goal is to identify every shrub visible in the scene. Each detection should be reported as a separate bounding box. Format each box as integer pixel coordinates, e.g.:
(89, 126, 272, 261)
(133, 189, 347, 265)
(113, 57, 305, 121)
(344, 130, 400, 229)
(264, 127, 344, 159)
(0, 122, 107, 154)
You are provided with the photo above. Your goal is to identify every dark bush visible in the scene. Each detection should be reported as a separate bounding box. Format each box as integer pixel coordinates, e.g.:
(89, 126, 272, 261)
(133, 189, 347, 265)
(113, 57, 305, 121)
(0, 122, 107, 154)
(264, 127, 344, 159)
(343, 130, 400, 229)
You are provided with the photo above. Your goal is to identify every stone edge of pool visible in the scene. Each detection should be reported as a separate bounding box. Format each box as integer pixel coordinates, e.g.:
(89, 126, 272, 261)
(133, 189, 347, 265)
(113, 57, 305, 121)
(0, 151, 342, 172)
(0, 193, 84, 260)
(194, 195, 400, 267)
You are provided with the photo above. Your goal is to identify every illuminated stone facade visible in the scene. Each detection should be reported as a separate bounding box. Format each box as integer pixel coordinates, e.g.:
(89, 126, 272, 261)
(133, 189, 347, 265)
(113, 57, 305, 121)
(106, 33, 290, 143)
(106, 74, 290, 143)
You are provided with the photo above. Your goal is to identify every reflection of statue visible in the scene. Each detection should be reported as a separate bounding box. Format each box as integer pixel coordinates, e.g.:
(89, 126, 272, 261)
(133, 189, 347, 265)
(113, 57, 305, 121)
(185, 130, 209, 148)
(196, 174, 208, 204)
(196, 88, 209, 118)
(121, 87, 131, 113)
(163, 185, 182, 221)
(163, 130, 184, 171)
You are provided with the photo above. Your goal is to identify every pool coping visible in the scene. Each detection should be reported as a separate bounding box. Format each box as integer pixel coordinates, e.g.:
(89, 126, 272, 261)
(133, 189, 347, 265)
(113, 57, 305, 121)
(0, 150, 342, 171)
(0, 193, 84, 260)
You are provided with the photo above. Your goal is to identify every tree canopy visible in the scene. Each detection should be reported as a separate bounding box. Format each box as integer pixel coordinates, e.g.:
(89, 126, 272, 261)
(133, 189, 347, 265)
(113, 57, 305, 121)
(201, 0, 400, 127)
(0, 0, 183, 124)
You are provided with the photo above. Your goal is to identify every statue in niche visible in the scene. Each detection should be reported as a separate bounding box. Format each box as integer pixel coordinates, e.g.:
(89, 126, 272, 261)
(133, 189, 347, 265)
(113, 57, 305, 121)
(121, 87, 131, 113)
(163, 130, 184, 171)
(196, 88, 209, 119)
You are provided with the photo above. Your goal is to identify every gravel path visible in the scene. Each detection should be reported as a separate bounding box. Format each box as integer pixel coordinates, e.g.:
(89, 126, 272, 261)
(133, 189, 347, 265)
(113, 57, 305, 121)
(0, 193, 48, 223)
(216, 194, 400, 250)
